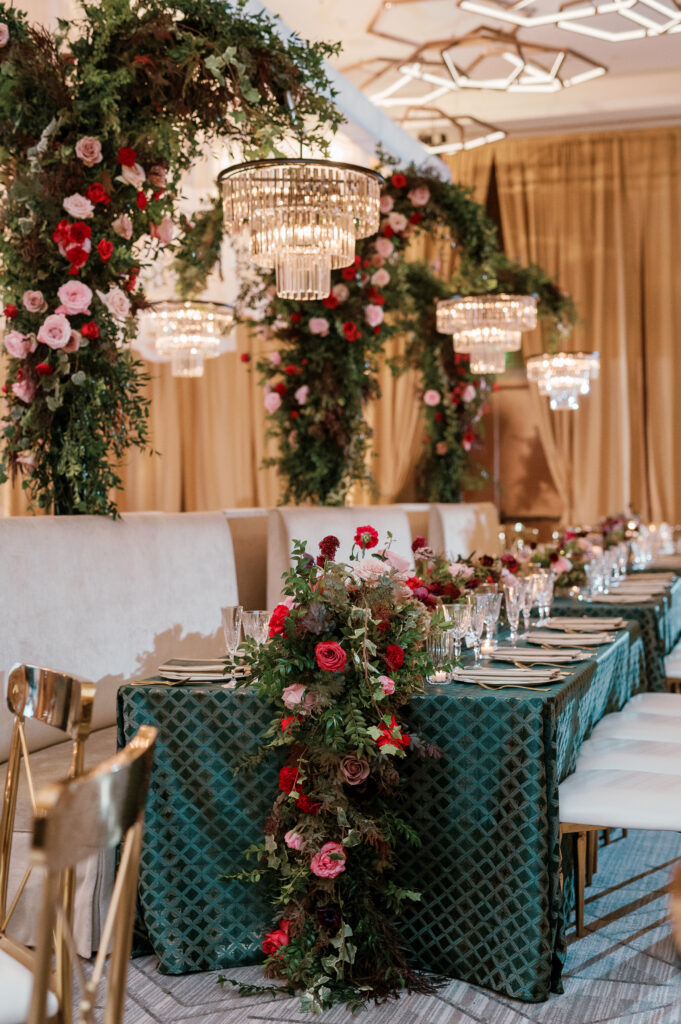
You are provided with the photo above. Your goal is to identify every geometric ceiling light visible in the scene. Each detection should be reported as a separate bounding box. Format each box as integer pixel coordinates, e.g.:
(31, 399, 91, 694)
(458, 0, 681, 42)
(217, 159, 383, 302)
(436, 294, 538, 375)
(526, 351, 600, 409)
(396, 106, 506, 154)
(135, 300, 236, 378)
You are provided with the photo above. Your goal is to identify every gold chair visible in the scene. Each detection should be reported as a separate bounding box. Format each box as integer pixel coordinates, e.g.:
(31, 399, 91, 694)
(27, 725, 156, 1024)
(0, 664, 96, 1024)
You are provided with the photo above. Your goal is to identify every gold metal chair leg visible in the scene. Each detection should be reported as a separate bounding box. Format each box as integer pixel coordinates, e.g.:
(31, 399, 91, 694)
(574, 831, 587, 937)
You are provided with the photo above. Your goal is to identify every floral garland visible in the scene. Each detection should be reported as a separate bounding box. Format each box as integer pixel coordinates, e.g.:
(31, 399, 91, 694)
(232, 528, 443, 1012)
(0, 0, 340, 514)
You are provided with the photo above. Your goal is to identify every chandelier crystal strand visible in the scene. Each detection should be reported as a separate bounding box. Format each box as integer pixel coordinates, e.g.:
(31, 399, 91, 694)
(136, 300, 236, 378)
(218, 159, 383, 301)
(526, 351, 600, 409)
(467, 345, 508, 374)
(436, 293, 538, 374)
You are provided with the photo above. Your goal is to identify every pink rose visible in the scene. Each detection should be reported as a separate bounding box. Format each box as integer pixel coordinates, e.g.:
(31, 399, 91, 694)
(294, 384, 309, 405)
(37, 314, 71, 349)
(148, 165, 167, 188)
(112, 214, 133, 240)
(0, 24, 8, 47)
(371, 254, 385, 268)
(353, 557, 393, 582)
(379, 675, 395, 695)
(310, 842, 346, 879)
(436, 441, 448, 455)
(22, 290, 47, 314)
(449, 562, 474, 580)
(120, 162, 146, 189)
(380, 548, 411, 575)
(371, 268, 390, 288)
(63, 194, 94, 220)
(149, 216, 174, 245)
(388, 211, 408, 232)
(308, 317, 329, 337)
(552, 555, 573, 574)
(56, 281, 92, 316)
(12, 379, 35, 403)
(269, 351, 282, 366)
(75, 136, 103, 167)
(364, 304, 384, 328)
(374, 236, 394, 259)
(423, 389, 441, 407)
(408, 185, 431, 207)
(285, 830, 304, 851)
(97, 286, 131, 320)
(4, 331, 31, 358)
(379, 195, 394, 214)
(282, 683, 306, 709)
(461, 384, 476, 403)
(264, 392, 282, 414)
(331, 283, 349, 303)
(64, 330, 81, 354)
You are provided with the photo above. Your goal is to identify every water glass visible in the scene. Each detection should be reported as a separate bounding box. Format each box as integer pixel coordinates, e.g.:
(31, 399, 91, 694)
(537, 575, 555, 622)
(426, 630, 452, 682)
(503, 584, 523, 644)
(443, 603, 470, 661)
(242, 609, 271, 645)
(468, 595, 487, 665)
(482, 593, 502, 646)
(221, 605, 243, 659)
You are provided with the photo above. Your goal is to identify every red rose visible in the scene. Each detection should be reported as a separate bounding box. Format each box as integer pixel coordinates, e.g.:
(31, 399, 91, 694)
(69, 221, 92, 245)
(269, 603, 290, 638)
(296, 793, 321, 814)
(411, 536, 427, 552)
(97, 239, 114, 261)
(152, 189, 164, 201)
(341, 266, 357, 281)
(391, 173, 407, 188)
(126, 267, 139, 293)
(409, 212, 422, 225)
(240, 353, 250, 363)
(281, 715, 295, 732)
(434, 412, 443, 422)
(385, 644, 404, 671)
(262, 919, 290, 956)
(274, 382, 287, 396)
(284, 364, 298, 376)
(87, 183, 110, 205)
(81, 321, 99, 339)
(406, 576, 424, 590)
(315, 641, 347, 672)
(465, 577, 481, 590)
(375, 714, 410, 749)
(136, 191, 147, 211)
(290, 410, 299, 419)
(3, 305, 18, 318)
(118, 147, 137, 167)
(279, 766, 299, 794)
(35, 363, 52, 375)
(322, 294, 338, 309)
(377, 619, 391, 633)
(354, 525, 378, 550)
(343, 321, 360, 342)
(290, 312, 302, 324)
(52, 219, 70, 244)
(383, 224, 394, 238)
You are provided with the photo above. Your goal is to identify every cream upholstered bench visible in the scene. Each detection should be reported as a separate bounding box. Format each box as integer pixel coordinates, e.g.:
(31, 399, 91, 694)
(266, 505, 414, 610)
(427, 502, 501, 559)
(0, 511, 239, 955)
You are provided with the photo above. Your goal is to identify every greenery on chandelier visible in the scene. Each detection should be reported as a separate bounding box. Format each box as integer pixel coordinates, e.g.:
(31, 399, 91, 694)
(0, 0, 340, 514)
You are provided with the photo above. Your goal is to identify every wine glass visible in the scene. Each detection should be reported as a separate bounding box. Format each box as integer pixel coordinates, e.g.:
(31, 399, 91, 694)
(520, 577, 535, 634)
(503, 584, 523, 645)
(222, 605, 243, 662)
(468, 595, 487, 665)
(242, 610, 271, 645)
(443, 603, 470, 661)
(537, 575, 555, 623)
(482, 593, 502, 648)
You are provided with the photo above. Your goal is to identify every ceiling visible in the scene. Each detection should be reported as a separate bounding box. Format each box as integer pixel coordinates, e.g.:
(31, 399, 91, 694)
(263, 0, 681, 144)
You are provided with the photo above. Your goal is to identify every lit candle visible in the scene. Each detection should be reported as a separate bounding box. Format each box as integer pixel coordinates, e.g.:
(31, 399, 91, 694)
(431, 670, 450, 683)
(481, 639, 496, 657)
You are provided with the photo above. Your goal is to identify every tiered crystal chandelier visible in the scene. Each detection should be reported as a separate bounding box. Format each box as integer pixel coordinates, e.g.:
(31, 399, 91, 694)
(436, 294, 538, 373)
(218, 159, 383, 301)
(526, 351, 600, 409)
(135, 300, 236, 378)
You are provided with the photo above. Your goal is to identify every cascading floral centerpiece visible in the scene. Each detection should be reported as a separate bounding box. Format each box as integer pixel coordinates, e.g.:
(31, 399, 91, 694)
(231, 527, 444, 1012)
(406, 536, 519, 608)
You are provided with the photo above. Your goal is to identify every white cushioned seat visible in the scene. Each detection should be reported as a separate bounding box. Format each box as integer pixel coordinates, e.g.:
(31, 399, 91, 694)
(267, 506, 413, 610)
(560, 768, 681, 829)
(627, 693, 681, 716)
(0, 947, 58, 1024)
(576, 735, 681, 775)
(428, 502, 501, 559)
(591, 711, 681, 743)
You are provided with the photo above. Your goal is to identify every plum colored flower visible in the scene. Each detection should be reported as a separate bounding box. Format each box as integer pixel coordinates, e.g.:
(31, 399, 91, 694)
(63, 194, 94, 219)
(385, 644, 404, 671)
(148, 165, 167, 188)
(149, 216, 173, 245)
(294, 384, 309, 405)
(331, 283, 350, 302)
(388, 211, 408, 232)
(423, 389, 441, 407)
(118, 147, 137, 167)
(4, 331, 31, 358)
(56, 281, 92, 316)
(284, 830, 304, 851)
(371, 268, 390, 288)
(315, 641, 347, 672)
(12, 379, 35, 403)
(364, 304, 384, 328)
(308, 317, 329, 336)
(38, 314, 71, 349)
(340, 756, 370, 785)
(319, 535, 340, 560)
(121, 162, 146, 189)
(391, 173, 407, 188)
(379, 675, 395, 695)
(75, 136, 102, 167)
(264, 392, 282, 414)
(22, 290, 47, 314)
(461, 384, 476, 403)
(436, 441, 448, 455)
(408, 185, 431, 207)
(262, 919, 290, 956)
(97, 286, 131, 320)
(310, 842, 346, 879)
(112, 214, 133, 240)
(269, 351, 282, 366)
(374, 236, 394, 259)
(355, 525, 379, 549)
(0, 24, 9, 46)
(379, 195, 394, 213)
(411, 536, 427, 552)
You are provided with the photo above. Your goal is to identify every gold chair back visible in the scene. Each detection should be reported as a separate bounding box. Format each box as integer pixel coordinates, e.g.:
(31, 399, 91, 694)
(28, 725, 156, 1024)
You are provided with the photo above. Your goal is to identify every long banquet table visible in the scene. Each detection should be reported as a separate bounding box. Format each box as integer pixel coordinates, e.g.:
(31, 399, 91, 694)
(118, 619, 656, 1002)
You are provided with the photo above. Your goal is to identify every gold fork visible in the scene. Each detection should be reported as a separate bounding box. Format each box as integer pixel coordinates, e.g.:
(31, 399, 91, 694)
(475, 679, 550, 692)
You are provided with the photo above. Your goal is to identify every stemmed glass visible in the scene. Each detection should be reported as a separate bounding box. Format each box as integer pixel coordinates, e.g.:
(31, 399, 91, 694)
(222, 605, 243, 663)
(537, 574, 555, 623)
(468, 595, 487, 665)
(242, 610, 271, 645)
(482, 593, 502, 648)
(443, 603, 470, 662)
(503, 584, 523, 644)
(426, 629, 452, 682)
(520, 577, 535, 634)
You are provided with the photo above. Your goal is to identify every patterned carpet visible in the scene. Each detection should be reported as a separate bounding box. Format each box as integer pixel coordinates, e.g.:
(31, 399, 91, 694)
(119, 829, 681, 1024)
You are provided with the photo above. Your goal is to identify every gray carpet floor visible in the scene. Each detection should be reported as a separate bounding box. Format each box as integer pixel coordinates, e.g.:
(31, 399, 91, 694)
(118, 829, 681, 1024)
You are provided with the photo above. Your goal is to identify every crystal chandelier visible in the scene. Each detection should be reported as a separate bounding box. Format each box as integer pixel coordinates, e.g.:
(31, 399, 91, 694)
(218, 159, 383, 301)
(436, 294, 538, 373)
(526, 351, 600, 409)
(135, 300, 236, 378)
(466, 345, 508, 375)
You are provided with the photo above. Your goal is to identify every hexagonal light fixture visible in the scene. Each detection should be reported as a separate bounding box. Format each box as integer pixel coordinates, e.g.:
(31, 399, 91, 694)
(458, 0, 681, 42)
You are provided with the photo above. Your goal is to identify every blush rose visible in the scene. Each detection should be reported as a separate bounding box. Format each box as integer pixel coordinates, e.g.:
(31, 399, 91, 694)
(310, 842, 346, 879)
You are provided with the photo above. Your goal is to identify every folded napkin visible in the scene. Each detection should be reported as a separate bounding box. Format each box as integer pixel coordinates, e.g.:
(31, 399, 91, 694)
(629, 572, 676, 582)
(492, 648, 588, 664)
(545, 616, 624, 631)
(584, 593, 660, 605)
(526, 631, 614, 647)
(452, 666, 562, 686)
(614, 582, 669, 593)
(648, 557, 681, 570)
(158, 657, 242, 682)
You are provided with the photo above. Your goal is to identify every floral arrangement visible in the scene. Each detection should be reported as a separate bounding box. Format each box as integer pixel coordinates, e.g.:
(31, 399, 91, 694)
(405, 537, 518, 607)
(232, 527, 443, 1012)
(530, 533, 594, 588)
(0, 0, 340, 514)
(598, 513, 640, 548)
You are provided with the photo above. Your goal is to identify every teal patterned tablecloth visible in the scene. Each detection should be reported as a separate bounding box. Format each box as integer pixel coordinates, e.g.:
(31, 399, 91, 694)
(117, 623, 644, 1002)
